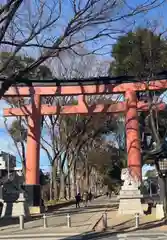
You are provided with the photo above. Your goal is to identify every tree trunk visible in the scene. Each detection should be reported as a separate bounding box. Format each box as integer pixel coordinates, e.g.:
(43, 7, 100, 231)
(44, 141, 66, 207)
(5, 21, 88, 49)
(85, 161, 89, 191)
(89, 171, 93, 192)
(50, 168, 53, 200)
(76, 176, 80, 194)
(20, 141, 26, 180)
(80, 176, 84, 195)
(71, 163, 76, 198)
(52, 162, 59, 200)
(53, 178, 59, 200)
(58, 156, 65, 199)
(67, 166, 71, 199)
(59, 171, 65, 199)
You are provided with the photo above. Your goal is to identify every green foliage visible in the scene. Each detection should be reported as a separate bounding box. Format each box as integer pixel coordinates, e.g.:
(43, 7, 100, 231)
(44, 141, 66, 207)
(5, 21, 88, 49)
(0, 52, 53, 79)
(144, 169, 156, 178)
(88, 145, 126, 182)
(8, 120, 27, 143)
(109, 28, 167, 78)
(109, 28, 167, 161)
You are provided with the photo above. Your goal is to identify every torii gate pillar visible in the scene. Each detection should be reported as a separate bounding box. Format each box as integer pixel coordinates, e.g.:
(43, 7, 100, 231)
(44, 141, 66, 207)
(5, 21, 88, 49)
(25, 94, 41, 211)
(125, 91, 141, 181)
(118, 91, 143, 215)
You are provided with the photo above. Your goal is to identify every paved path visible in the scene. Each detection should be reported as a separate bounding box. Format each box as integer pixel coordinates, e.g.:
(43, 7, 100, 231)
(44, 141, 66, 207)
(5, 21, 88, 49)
(1, 196, 167, 239)
(0, 196, 110, 238)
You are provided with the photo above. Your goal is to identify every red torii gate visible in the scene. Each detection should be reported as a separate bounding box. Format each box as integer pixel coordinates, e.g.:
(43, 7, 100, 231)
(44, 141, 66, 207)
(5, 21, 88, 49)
(3, 79, 167, 209)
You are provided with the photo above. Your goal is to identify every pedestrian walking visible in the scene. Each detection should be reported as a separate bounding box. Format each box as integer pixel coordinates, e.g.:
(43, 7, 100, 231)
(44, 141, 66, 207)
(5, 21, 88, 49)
(75, 193, 81, 208)
(88, 191, 92, 202)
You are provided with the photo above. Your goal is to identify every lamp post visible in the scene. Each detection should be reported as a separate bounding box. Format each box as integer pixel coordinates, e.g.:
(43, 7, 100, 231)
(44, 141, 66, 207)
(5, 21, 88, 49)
(157, 158, 167, 217)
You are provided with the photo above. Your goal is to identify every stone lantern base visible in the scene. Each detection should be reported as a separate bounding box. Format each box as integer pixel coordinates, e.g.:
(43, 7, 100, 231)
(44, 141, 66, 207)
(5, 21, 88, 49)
(118, 185, 143, 215)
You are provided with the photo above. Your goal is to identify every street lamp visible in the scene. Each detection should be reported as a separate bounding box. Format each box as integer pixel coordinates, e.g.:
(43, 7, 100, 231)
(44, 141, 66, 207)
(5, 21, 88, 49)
(158, 159, 167, 176)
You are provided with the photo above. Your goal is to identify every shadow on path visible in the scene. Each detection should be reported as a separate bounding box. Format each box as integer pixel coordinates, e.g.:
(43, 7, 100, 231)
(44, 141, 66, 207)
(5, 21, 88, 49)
(54, 217, 167, 239)
(0, 215, 43, 228)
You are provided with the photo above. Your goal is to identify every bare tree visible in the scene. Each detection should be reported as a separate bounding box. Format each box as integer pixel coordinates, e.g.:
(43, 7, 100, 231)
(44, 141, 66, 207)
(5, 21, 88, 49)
(0, 0, 166, 96)
(38, 51, 119, 200)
